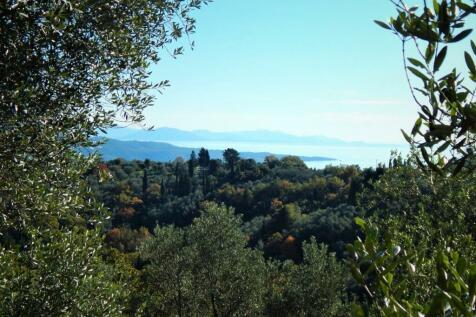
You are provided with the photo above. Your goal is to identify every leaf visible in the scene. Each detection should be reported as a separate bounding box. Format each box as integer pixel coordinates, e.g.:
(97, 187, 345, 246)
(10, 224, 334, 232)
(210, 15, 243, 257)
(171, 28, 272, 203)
(465, 51, 476, 73)
(408, 66, 429, 82)
(449, 29, 472, 43)
(412, 118, 423, 136)
(350, 264, 365, 284)
(384, 272, 394, 285)
(408, 58, 426, 68)
(355, 217, 366, 229)
(433, 0, 439, 14)
(374, 20, 391, 30)
(420, 147, 432, 165)
(436, 141, 451, 154)
(401, 129, 413, 143)
(392, 245, 401, 256)
(425, 43, 435, 63)
(351, 304, 366, 317)
(457, 2, 476, 14)
(413, 20, 440, 42)
(472, 40, 476, 55)
(433, 46, 447, 72)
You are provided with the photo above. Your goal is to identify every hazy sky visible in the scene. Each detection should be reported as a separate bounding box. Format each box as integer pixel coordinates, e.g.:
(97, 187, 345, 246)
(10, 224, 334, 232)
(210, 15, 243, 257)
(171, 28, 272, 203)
(144, 1, 472, 143)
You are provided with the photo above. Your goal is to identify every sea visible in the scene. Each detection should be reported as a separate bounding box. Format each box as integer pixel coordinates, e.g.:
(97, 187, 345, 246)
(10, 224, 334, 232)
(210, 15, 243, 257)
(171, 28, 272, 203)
(164, 141, 410, 169)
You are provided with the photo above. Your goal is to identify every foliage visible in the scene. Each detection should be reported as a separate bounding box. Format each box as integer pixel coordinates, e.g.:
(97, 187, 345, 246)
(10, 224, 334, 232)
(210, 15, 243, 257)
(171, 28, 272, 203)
(139, 203, 267, 316)
(375, 0, 476, 175)
(348, 218, 476, 317)
(223, 148, 240, 179)
(347, 157, 476, 316)
(0, 228, 125, 316)
(265, 238, 350, 317)
(1, 0, 208, 315)
(94, 156, 380, 260)
(346, 2, 476, 315)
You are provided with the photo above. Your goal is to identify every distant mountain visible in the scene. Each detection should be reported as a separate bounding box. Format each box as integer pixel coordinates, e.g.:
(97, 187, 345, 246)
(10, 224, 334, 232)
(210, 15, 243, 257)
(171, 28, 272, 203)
(103, 127, 393, 146)
(89, 139, 335, 162)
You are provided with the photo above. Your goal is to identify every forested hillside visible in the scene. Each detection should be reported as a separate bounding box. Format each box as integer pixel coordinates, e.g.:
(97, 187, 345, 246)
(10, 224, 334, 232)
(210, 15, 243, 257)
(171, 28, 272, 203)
(86, 150, 389, 314)
(91, 151, 386, 260)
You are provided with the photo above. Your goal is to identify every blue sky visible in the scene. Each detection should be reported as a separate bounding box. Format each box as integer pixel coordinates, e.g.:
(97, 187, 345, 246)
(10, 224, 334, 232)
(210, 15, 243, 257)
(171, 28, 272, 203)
(144, 1, 473, 143)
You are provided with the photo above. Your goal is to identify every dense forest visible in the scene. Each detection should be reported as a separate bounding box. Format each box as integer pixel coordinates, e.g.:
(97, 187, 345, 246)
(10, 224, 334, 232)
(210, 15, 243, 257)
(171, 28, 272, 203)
(93, 151, 387, 259)
(1, 0, 476, 316)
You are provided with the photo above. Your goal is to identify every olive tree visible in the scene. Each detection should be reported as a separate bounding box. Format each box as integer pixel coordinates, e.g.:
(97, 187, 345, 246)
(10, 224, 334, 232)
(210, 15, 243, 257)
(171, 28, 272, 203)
(0, 0, 209, 314)
(375, 0, 476, 175)
(139, 203, 267, 316)
(347, 1, 476, 316)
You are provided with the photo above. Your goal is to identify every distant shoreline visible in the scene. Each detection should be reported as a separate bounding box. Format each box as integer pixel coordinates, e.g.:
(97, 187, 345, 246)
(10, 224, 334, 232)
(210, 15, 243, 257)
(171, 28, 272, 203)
(90, 138, 336, 163)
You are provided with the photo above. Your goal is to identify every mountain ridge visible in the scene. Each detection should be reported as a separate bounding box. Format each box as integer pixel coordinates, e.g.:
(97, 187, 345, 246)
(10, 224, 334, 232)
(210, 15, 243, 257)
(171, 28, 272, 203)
(103, 127, 401, 146)
(90, 139, 335, 162)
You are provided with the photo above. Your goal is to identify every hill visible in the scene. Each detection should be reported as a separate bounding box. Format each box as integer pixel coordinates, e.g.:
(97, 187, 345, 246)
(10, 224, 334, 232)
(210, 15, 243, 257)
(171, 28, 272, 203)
(103, 127, 397, 146)
(89, 139, 335, 162)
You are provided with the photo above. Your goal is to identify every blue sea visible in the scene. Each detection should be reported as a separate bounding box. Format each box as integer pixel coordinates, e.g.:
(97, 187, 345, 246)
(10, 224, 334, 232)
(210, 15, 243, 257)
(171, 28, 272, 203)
(164, 141, 410, 169)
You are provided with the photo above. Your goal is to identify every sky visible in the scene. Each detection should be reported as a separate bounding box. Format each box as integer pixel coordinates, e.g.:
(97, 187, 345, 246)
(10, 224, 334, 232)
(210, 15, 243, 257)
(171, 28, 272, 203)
(143, 1, 474, 143)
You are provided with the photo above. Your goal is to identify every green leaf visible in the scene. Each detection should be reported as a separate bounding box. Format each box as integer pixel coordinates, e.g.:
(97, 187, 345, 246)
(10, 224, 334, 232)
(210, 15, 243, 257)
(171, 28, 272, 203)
(425, 43, 435, 63)
(355, 217, 366, 229)
(384, 272, 394, 285)
(401, 129, 413, 143)
(449, 29, 472, 43)
(412, 117, 423, 135)
(465, 52, 476, 73)
(456, 2, 476, 14)
(433, 0, 439, 14)
(433, 46, 447, 72)
(408, 58, 426, 68)
(374, 20, 391, 30)
(408, 66, 429, 82)
(351, 304, 366, 317)
(471, 40, 476, 56)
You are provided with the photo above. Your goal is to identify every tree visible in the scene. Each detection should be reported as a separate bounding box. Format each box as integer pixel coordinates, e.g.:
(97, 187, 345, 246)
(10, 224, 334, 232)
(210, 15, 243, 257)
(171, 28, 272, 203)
(198, 148, 210, 193)
(139, 202, 267, 316)
(280, 156, 308, 171)
(0, 0, 209, 314)
(347, 1, 476, 315)
(223, 148, 240, 179)
(198, 147, 211, 168)
(265, 239, 350, 317)
(1, 0, 209, 233)
(375, 0, 476, 175)
(0, 228, 126, 316)
(188, 150, 198, 178)
(142, 159, 150, 197)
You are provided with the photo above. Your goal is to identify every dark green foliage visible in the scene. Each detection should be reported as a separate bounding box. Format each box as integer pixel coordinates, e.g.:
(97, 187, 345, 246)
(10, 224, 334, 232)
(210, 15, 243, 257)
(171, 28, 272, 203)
(188, 150, 198, 178)
(265, 239, 350, 317)
(198, 147, 211, 168)
(139, 203, 267, 316)
(94, 154, 383, 260)
(223, 148, 240, 179)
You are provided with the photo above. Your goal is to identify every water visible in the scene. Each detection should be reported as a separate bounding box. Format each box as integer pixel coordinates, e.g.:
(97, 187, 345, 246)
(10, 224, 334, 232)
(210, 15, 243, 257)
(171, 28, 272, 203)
(164, 140, 409, 169)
